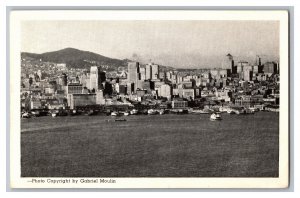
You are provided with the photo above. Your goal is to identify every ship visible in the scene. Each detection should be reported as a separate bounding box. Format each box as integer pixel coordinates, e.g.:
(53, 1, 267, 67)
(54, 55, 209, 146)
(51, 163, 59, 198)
(114, 119, 127, 122)
(111, 111, 119, 116)
(130, 109, 138, 115)
(51, 112, 58, 117)
(147, 109, 157, 115)
(210, 113, 222, 121)
(50, 110, 59, 117)
(158, 109, 165, 115)
(21, 112, 31, 118)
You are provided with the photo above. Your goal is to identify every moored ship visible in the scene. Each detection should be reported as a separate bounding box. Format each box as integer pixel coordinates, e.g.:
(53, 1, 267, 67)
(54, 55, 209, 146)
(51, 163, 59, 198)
(210, 113, 222, 121)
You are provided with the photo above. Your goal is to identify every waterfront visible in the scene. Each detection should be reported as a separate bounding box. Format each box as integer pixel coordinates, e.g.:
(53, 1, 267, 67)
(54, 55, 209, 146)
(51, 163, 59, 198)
(21, 112, 279, 177)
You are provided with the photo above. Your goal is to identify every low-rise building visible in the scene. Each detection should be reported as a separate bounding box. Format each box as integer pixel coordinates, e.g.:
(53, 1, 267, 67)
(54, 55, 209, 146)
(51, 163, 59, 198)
(66, 83, 83, 94)
(158, 84, 172, 100)
(171, 99, 188, 109)
(30, 100, 42, 109)
(67, 94, 96, 109)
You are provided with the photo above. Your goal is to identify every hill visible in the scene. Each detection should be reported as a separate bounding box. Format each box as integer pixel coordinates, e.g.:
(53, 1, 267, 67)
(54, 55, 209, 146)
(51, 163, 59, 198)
(21, 48, 128, 70)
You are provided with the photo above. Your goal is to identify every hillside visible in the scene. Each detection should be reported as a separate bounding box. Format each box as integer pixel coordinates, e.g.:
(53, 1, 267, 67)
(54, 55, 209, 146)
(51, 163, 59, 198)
(21, 48, 128, 70)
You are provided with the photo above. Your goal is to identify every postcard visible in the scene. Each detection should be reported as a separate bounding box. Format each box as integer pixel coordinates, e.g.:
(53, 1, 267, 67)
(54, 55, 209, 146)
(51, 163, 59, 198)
(9, 10, 289, 188)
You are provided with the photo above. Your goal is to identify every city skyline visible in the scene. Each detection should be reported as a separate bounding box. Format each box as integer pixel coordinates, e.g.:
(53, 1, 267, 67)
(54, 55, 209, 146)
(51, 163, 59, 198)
(21, 20, 279, 68)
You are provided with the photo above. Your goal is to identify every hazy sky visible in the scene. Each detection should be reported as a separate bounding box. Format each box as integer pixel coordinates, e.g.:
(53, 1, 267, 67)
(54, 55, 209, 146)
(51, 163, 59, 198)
(21, 20, 279, 68)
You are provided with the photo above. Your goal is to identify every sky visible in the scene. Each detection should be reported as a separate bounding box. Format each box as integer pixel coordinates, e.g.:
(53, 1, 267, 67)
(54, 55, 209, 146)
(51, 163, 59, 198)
(21, 20, 279, 68)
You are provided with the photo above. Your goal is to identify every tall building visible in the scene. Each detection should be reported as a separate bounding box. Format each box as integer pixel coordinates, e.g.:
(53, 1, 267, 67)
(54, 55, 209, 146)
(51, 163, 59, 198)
(237, 61, 249, 74)
(171, 74, 178, 84)
(128, 62, 140, 83)
(80, 73, 88, 87)
(177, 75, 184, 83)
(253, 65, 259, 74)
(146, 64, 152, 80)
(152, 64, 159, 80)
(222, 53, 235, 73)
(90, 66, 106, 91)
(127, 62, 141, 93)
(264, 62, 277, 74)
(127, 82, 134, 95)
(140, 81, 153, 93)
(140, 67, 146, 80)
(159, 71, 166, 80)
(243, 70, 253, 81)
(210, 69, 221, 80)
(166, 71, 172, 81)
(159, 84, 172, 100)
(58, 73, 68, 86)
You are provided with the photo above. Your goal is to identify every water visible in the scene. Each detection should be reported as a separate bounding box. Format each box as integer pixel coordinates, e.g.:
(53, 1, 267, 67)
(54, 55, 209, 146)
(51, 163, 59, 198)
(21, 112, 279, 177)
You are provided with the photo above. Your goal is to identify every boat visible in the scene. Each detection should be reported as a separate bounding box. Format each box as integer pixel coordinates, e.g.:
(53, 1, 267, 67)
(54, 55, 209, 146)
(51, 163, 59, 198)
(68, 109, 78, 116)
(21, 112, 31, 118)
(210, 113, 222, 121)
(248, 107, 258, 113)
(219, 106, 229, 112)
(147, 109, 157, 115)
(30, 110, 40, 117)
(115, 118, 127, 122)
(159, 109, 165, 115)
(123, 112, 130, 116)
(130, 109, 138, 115)
(50, 110, 59, 117)
(111, 111, 119, 116)
(191, 109, 210, 114)
(51, 112, 58, 117)
(227, 109, 235, 114)
(230, 107, 243, 114)
(85, 110, 95, 116)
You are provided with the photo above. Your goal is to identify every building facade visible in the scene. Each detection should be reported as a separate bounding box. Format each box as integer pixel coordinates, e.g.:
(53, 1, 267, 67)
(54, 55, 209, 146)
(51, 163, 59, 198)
(90, 66, 106, 91)
(145, 64, 152, 80)
(151, 64, 159, 80)
(128, 62, 140, 83)
(67, 94, 96, 109)
(66, 83, 83, 94)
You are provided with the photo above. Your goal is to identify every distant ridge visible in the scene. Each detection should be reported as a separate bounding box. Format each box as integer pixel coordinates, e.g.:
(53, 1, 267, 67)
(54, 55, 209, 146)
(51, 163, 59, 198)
(21, 47, 178, 72)
(21, 48, 128, 70)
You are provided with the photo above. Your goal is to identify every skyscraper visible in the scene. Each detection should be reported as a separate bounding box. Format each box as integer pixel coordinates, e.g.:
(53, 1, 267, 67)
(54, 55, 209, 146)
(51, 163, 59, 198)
(152, 64, 159, 80)
(90, 66, 106, 91)
(264, 62, 277, 74)
(128, 62, 140, 83)
(146, 64, 152, 80)
(140, 67, 146, 80)
(222, 53, 235, 74)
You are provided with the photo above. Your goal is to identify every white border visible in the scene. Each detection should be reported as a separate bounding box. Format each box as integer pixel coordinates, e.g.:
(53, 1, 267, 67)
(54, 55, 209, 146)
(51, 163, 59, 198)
(9, 10, 289, 188)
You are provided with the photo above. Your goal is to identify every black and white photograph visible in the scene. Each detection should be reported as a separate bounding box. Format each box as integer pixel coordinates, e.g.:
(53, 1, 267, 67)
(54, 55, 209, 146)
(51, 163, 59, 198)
(9, 10, 289, 188)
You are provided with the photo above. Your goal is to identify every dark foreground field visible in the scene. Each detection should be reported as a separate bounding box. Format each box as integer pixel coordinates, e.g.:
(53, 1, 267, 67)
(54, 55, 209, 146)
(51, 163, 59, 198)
(21, 112, 279, 177)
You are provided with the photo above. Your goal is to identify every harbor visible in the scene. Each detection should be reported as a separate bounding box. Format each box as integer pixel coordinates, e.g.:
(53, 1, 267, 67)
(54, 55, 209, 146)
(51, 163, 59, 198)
(21, 111, 279, 177)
